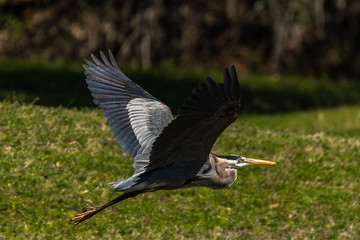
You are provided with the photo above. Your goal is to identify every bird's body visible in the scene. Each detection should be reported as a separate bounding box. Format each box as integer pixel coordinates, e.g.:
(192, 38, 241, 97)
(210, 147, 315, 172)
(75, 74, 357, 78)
(117, 154, 236, 193)
(71, 51, 276, 225)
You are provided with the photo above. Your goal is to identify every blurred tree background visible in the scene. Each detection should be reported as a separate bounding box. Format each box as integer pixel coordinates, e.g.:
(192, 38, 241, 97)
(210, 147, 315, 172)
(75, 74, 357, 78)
(0, 0, 360, 112)
(1, 0, 359, 79)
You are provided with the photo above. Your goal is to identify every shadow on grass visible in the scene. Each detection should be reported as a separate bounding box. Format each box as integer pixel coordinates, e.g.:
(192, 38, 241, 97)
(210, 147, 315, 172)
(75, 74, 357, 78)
(1, 61, 360, 114)
(0, 62, 202, 114)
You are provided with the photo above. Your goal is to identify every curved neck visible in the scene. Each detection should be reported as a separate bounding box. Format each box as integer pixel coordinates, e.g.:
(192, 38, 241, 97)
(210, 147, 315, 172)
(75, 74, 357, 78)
(203, 154, 238, 189)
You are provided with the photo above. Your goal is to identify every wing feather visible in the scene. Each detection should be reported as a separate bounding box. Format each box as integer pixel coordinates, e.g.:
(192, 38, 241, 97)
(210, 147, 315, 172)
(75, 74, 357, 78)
(147, 66, 241, 172)
(85, 50, 173, 173)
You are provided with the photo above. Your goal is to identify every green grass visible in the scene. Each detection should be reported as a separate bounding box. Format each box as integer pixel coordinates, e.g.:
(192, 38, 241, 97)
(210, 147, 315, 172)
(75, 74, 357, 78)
(1, 101, 359, 239)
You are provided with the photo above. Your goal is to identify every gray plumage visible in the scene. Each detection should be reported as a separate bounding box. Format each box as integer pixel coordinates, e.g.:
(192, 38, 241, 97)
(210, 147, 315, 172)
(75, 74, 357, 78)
(71, 50, 276, 225)
(84, 52, 173, 179)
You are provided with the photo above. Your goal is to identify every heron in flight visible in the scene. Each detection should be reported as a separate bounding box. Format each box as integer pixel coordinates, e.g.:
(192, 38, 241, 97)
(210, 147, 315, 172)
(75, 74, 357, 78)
(71, 50, 276, 225)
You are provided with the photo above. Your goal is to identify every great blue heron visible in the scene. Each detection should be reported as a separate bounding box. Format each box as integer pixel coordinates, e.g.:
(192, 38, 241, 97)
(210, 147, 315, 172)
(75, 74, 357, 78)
(71, 50, 276, 225)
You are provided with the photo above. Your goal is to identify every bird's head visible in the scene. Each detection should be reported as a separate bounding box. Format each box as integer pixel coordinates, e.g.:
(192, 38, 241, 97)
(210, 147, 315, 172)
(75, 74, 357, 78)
(222, 154, 276, 169)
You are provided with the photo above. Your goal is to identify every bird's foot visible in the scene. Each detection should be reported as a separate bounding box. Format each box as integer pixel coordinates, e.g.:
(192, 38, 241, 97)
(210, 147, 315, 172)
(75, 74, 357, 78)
(71, 206, 98, 225)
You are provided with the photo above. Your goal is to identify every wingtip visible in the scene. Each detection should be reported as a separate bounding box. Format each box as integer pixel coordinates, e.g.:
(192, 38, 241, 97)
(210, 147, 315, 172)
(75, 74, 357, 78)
(83, 58, 89, 65)
(86, 50, 119, 69)
(230, 65, 239, 85)
(91, 53, 98, 63)
(83, 58, 96, 68)
(100, 50, 106, 59)
(108, 49, 120, 69)
(100, 50, 113, 67)
(82, 63, 88, 70)
(230, 65, 236, 74)
(223, 67, 232, 86)
(229, 65, 240, 99)
(205, 77, 216, 87)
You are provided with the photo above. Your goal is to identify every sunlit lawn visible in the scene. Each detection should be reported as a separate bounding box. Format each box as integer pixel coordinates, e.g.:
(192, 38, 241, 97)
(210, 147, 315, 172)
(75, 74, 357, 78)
(1, 101, 359, 239)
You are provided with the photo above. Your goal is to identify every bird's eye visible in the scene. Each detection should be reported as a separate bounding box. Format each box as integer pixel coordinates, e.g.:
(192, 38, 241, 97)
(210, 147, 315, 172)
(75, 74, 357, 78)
(238, 156, 247, 162)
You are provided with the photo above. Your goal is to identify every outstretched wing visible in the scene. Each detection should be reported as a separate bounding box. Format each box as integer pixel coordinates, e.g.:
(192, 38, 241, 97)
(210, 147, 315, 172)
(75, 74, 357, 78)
(85, 50, 173, 173)
(147, 66, 241, 172)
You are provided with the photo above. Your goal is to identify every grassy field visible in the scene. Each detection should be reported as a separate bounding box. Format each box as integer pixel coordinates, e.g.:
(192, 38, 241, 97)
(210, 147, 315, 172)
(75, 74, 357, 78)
(1, 100, 359, 239)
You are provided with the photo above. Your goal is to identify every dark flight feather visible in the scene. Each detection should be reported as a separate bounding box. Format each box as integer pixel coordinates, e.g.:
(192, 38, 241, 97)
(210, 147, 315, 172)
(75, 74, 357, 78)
(147, 66, 241, 172)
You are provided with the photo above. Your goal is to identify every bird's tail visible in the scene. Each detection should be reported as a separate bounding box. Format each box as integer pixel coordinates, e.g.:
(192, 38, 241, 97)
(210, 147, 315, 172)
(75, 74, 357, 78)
(109, 174, 142, 192)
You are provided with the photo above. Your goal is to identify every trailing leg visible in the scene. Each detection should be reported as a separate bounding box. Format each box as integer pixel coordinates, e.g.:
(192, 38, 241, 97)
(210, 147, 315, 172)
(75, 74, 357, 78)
(71, 191, 142, 225)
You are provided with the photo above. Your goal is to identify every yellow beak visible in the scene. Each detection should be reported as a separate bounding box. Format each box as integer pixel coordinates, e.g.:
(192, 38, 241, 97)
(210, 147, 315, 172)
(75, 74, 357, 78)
(244, 158, 277, 166)
(238, 157, 277, 167)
